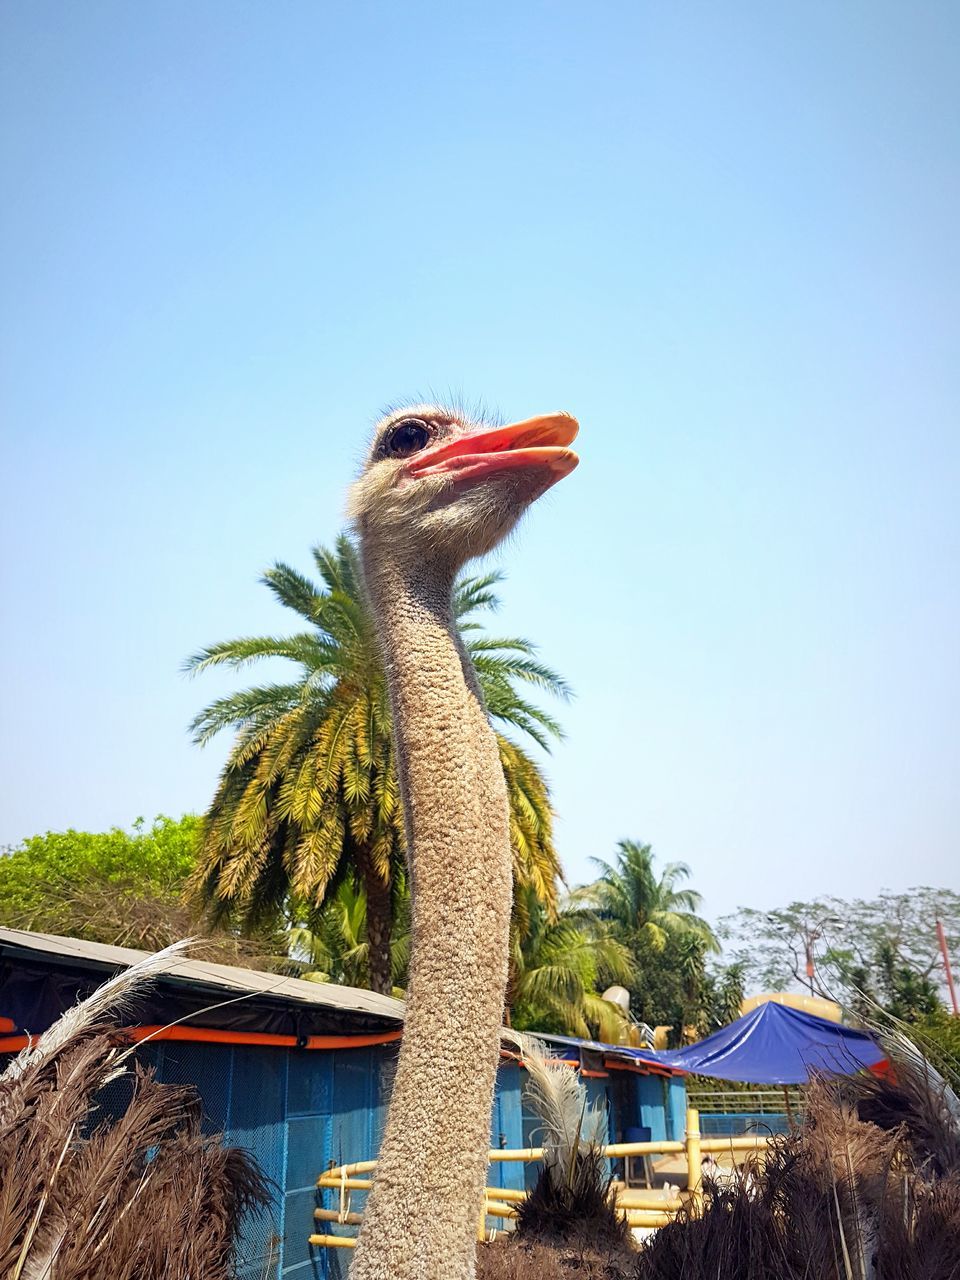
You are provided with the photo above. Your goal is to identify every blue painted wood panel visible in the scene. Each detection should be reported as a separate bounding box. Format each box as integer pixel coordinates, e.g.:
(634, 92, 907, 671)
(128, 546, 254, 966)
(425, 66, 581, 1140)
(637, 1074, 669, 1142)
(147, 1037, 674, 1278)
(666, 1076, 688, 1141)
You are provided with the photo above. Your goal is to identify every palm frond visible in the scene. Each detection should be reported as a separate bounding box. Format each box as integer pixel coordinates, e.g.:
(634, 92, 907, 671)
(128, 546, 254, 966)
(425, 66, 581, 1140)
(260, 561, 326, 623)
(454, 571, 504, 619)
(187, 535, 565, 996)
(183, 633, 340, 678)
(187, 683, 308, 747)
(470, 645, 572, 699)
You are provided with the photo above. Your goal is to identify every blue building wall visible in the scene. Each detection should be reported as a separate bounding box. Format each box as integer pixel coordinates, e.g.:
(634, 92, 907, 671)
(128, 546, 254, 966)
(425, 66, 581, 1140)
(488, 1063, 527, 1193)
(636, 1073, 668, 1141)
(666, 1075, 688, 1141)
(146, 1040, 681, 1278)
(148, 1039, 388, 1277)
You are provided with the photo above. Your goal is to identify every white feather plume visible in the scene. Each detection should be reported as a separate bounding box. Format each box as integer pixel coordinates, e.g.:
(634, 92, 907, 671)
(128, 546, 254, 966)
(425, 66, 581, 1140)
(505, 1031, 608, 1171)
(877, 1024, 960, 1125)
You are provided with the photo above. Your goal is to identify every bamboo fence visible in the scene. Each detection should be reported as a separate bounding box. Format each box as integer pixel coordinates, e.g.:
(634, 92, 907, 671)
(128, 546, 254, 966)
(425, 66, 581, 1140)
(309, 1108, 771, 1251)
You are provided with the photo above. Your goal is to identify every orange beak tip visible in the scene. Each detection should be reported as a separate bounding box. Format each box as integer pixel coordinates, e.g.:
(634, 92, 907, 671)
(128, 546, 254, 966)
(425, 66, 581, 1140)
(552, 449, 579, 477)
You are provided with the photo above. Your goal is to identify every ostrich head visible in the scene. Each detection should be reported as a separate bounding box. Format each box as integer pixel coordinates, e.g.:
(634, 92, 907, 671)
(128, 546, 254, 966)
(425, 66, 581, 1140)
(349, 404, 579, 570)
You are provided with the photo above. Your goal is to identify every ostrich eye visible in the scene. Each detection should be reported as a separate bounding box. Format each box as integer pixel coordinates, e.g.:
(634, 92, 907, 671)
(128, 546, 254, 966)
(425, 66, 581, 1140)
(386, 419, 430, 458)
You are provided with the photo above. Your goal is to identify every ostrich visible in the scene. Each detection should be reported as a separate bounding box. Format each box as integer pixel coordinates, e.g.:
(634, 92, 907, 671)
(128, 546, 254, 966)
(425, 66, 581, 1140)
(343, 402, 960, 1280)
(346, 403, 578, 1280)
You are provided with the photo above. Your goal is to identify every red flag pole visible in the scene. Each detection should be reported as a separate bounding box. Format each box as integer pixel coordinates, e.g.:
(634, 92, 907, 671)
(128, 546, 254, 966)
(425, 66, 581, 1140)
(936, 918, 959, 1016)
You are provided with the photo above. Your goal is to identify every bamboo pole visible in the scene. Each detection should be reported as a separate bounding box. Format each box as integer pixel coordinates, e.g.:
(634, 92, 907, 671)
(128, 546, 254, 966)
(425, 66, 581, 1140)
(482, 1187, 682, 1211)
(615, 1192, 684, 1211)
(485, 1186, 526, 1203)
(621, 1210, 677, 1227)
(601, 1140, 685, 1157)
(314, 1208, 363, 1226)
(482, 1198, 681, 1225)
(311, 1127, 774, 1253)
(316, 1176, 373, 1191)
(484, 1201, 519, 1219)
(700, 1136, 767, 1153)
(316, 1134, 766, 1189)
(316, 1158, 377, 1183)
(685, 1107, 703, 1218)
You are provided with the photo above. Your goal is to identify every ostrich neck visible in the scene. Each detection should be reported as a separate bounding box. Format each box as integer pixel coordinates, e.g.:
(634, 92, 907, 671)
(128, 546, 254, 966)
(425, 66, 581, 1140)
(352, 547, 513, 1280)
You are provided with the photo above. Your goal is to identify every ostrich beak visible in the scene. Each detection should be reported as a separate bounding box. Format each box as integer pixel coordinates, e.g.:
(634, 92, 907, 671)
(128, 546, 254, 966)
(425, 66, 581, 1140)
(406, 414, 580, 484)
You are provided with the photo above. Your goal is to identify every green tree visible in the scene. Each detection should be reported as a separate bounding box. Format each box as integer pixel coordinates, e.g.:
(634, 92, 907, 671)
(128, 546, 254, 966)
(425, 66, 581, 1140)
(580, 840, 719, 954)
(908, 1008, 960, 1084)
(0, 816, 199, 949)
(720, 889, 959, 1020)
(288, 879, 411, 993)
(187, 535, 567, 995)
(509, 888, 637, 1040)
(571, 841, 719, 1042)
(703, 960, 746, 1028)
(844, 939, 942, 1024)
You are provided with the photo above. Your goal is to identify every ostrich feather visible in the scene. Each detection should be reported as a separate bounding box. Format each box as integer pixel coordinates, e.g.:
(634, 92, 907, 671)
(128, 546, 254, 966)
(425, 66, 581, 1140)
(506, 1033, 607, 1171)
(483, 1033, 960, 1278)
(499, 1033, 629, 1260)
(630, 1049, 960, 1280)
(0, 940, 271, 1280)
(844, 1032, 960, 1179)
(875, 1025, 960, 1121)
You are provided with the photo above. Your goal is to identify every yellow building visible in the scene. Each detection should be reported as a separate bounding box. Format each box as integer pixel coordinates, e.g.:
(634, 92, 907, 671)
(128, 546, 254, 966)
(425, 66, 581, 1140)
(741, 991, 842, 1023)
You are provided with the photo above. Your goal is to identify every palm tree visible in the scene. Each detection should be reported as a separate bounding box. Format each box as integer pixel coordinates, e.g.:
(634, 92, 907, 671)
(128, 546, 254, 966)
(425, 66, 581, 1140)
(509, 888, 637, 1040)
(579, 839, 719, 954)
(705, 960, 746, 1028)
(572, 841, 719, 1038)
(288, 879, 411, 993)
(186, 535, 566, 995)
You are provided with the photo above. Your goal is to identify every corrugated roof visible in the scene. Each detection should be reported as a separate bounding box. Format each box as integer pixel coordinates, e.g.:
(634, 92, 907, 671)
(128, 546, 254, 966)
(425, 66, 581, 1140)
(0, 927, 404, 1024)
(538, 1031, 681, 1077)
(0, 931, 676, 1074)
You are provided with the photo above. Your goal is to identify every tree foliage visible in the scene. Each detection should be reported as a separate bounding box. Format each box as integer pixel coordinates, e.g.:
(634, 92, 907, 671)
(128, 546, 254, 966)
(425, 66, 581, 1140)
(508, 888, 637, 1041)
(570, 840, 729, 1042)
(578, 840, 718, 954)
(0, 816, 199, 950)
(288, 879, 411, 993)
(907, 1007, 960, 1081)
(719, 889, 960, 1020)
(186, 536, 567, 994)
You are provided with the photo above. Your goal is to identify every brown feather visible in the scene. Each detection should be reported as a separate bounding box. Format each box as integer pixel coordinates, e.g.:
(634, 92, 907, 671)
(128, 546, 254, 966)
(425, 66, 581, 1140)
(481, 1046, 960, 1279)
(0, 949, 271, 1280)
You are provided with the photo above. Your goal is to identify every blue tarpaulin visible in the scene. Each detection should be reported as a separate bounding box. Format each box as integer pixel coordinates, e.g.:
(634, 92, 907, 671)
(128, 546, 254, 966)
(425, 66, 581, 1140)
(543, 1002, 885, 1085)
(651, 1001, 886, 1085)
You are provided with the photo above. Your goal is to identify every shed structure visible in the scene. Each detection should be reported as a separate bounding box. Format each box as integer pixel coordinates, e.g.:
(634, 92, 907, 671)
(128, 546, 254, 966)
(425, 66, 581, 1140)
(0, 928, 685, 1278)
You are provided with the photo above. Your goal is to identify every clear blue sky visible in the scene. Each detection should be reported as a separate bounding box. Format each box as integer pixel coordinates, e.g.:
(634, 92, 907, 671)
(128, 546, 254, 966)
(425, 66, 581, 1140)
(2, 2, 957, 926)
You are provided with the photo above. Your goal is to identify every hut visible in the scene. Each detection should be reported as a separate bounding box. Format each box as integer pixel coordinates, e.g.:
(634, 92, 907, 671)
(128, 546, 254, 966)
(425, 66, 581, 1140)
(0, 927, 684, 1277)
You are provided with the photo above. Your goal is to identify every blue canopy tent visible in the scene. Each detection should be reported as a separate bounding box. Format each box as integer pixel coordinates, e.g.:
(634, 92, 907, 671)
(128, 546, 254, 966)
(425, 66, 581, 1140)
(540, 1004, 885, 1085)
(651, 1001, 886, 1085)
(547, 1003, 885, 1085)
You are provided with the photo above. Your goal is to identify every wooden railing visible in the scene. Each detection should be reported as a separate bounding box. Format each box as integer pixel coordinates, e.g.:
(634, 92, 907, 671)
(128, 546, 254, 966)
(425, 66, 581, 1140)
(309, 1108, 771, 1251)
